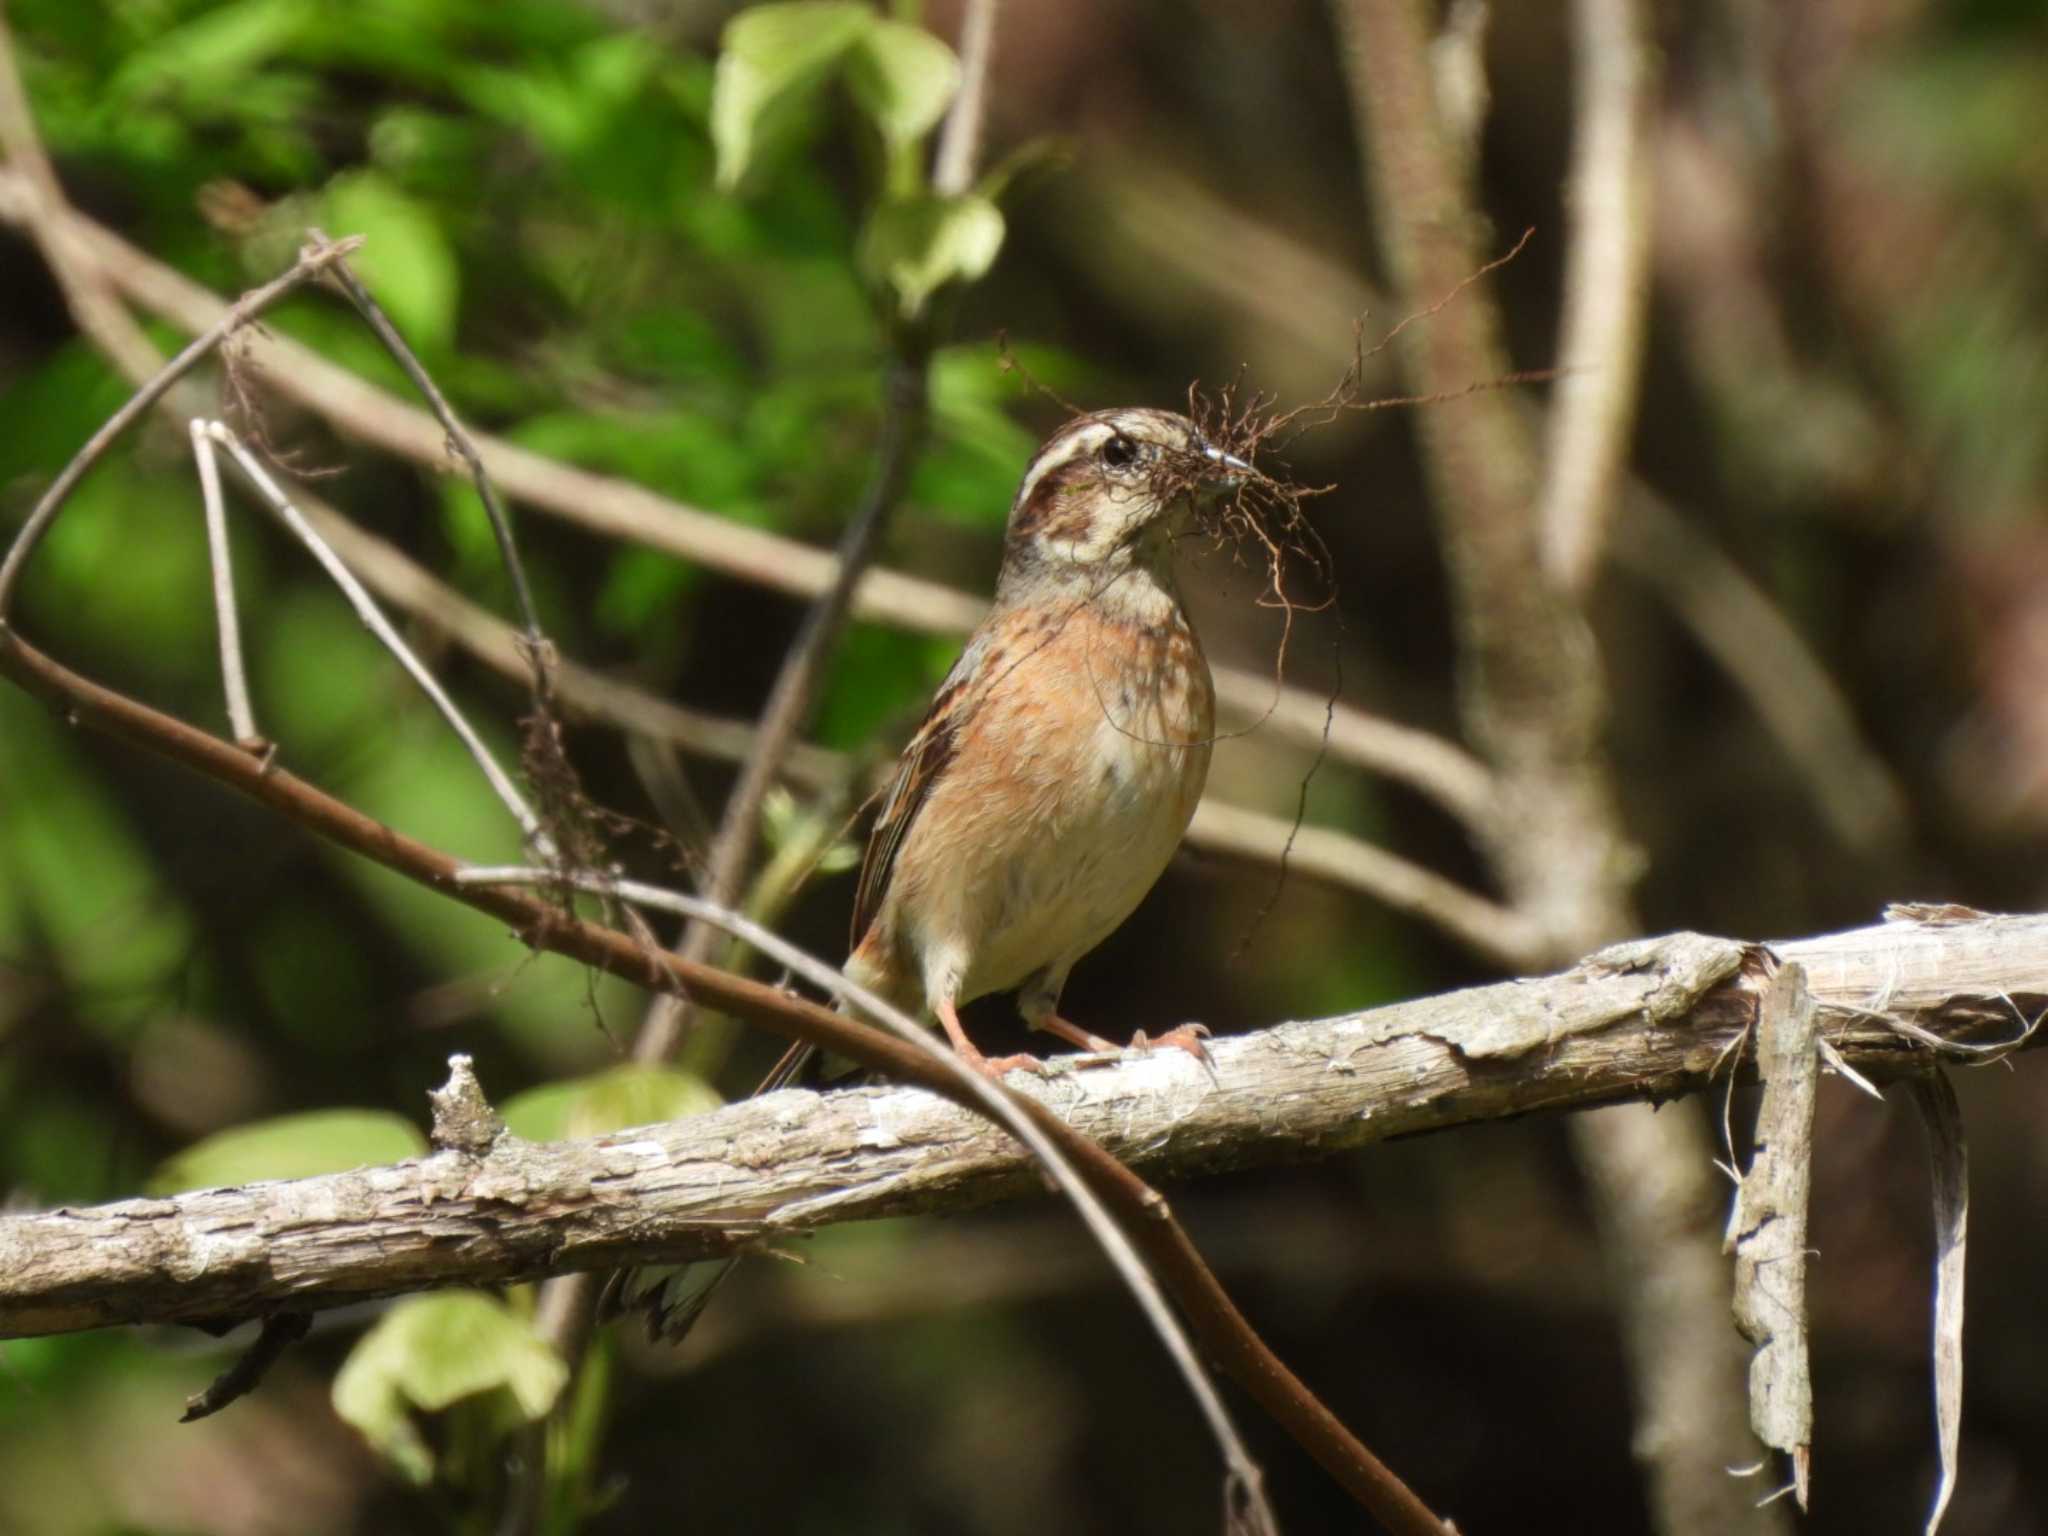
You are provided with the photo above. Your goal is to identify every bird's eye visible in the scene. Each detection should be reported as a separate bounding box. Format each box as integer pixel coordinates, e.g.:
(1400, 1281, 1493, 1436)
(1100, 434, 1140, 470)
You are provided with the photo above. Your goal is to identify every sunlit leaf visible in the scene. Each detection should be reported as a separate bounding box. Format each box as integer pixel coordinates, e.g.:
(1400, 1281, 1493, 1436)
(333, 1293, 568, 1485)
(711, 1, 873, 190)
(321, 170, 461, 354)
(844, 19, 959, 148)
(858, 192, 1004, 316)
(148, 1109, 428, 1195)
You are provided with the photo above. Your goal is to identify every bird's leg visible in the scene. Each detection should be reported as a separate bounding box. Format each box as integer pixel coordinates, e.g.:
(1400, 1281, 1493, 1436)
(936, 995, 1041, 1078)
(1020, 969, 1208, 1063)
(1018, 970, 1117, 1055)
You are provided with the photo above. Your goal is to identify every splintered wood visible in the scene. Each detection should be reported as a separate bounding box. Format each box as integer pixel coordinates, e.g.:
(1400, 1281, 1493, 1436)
(1726, 959, 1818, 1509)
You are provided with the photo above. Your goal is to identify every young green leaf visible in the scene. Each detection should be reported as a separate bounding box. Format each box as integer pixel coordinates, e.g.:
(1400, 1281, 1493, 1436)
(148, 1109, 428, 1195)
(845, 19, 960, 149)
(858, 192, 1005, 316)
(712, 1, 874, 190)
(332, 1293, 569, 1485)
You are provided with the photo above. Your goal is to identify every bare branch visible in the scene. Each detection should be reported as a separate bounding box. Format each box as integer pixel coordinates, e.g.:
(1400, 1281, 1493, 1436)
(7, 910, 2041, 1341)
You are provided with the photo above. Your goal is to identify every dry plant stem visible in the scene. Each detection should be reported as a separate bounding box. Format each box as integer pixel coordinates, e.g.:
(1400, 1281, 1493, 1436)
(638, 351, 928, 1059)
(0, 170, 1491, 832)
(1331, 3, 1780, 1532)
(0, 233, 362, 619)
(189, 421, 258, 745)
(0, 633, 1444, 1536)
(311, 239, 549, 671)
(195, 421, 549, 853)
(1539, 0, 1658, 591)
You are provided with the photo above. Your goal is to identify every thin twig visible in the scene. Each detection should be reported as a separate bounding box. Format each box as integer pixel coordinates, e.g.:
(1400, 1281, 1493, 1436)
(179, 1312, 312, 1423)
(309, 232, 551, 683)
(190, 421, 259, 745)
(198, 421, 549, 853)
(0, 234, 362, 619)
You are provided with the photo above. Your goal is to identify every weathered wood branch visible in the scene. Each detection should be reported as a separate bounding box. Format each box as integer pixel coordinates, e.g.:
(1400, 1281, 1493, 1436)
(5, 910, 2041, 1341)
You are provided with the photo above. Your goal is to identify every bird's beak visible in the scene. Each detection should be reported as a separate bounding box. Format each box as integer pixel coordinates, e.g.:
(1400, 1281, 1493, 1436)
(1198, 439, 1254, 483)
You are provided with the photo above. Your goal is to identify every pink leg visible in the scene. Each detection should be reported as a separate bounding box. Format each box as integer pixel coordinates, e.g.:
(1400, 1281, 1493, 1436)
(1034, 1013, 1120, 1055)
(936, 996, 1042, 1078)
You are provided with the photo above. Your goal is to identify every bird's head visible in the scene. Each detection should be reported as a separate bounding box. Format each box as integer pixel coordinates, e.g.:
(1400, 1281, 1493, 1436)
(999, 407, 1250, 581)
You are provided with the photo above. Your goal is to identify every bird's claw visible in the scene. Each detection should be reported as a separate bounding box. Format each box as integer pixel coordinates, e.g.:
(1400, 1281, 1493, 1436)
(1127, 1022, 1214, 1068)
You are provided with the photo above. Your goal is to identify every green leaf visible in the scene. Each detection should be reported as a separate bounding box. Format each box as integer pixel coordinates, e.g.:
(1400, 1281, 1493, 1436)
(333, 1293, 568, 1485)
(712, 2, 873, 190)
(858, 192, 1005, 316)
(106, 0, 313, 107)
(148, 1110, 428, 1195)
(320, 170, 461, 355)
(499, 1065, 722, 1143)
(844, 19, 959, 148)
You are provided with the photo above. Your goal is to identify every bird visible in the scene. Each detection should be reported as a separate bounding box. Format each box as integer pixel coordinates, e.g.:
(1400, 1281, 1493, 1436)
(613, 406, 1249, 1344)
(842, 406, 1246, 1075)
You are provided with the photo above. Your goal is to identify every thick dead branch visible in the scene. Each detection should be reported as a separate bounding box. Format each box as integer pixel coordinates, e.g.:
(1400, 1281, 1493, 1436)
(6, 911, 2041, 1340)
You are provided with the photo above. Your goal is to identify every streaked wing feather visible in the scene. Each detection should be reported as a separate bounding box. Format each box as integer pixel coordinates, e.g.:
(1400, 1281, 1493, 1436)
(850, 660, 969, 949)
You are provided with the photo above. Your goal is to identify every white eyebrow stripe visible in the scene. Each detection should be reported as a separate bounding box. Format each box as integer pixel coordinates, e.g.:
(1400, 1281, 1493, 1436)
(1011, 420, 1116, 512)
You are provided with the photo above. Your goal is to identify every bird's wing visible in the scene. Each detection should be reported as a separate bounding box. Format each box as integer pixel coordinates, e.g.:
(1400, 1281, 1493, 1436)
(849, 648, 973, 951)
